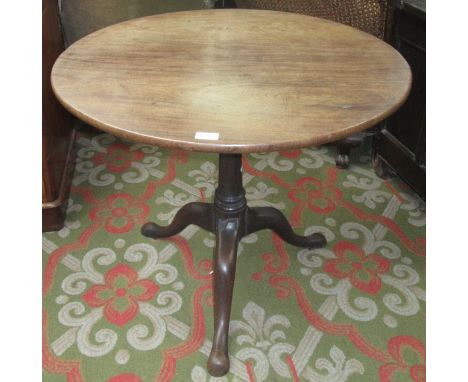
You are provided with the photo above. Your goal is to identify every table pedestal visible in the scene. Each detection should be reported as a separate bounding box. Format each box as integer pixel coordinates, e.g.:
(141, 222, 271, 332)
(141, 153, 327, 376)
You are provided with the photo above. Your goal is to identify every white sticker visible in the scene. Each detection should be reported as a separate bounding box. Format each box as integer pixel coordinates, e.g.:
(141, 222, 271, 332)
(195, 132, 219, 140)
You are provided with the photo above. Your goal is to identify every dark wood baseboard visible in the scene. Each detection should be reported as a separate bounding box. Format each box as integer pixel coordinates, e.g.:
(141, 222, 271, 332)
(42, 128, 77, 232)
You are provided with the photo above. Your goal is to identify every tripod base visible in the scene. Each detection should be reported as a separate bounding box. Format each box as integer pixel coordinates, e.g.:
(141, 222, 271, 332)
(141, 154, 326, 376)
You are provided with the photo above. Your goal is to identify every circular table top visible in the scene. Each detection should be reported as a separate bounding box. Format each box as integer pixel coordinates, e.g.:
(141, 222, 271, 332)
(52, 9, 411, 153)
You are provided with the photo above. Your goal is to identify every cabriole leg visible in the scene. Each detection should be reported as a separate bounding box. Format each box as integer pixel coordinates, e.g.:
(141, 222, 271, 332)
(207, 217, 241, 376)
(141, 202, 215, 238)
(245, 206, 326, 249)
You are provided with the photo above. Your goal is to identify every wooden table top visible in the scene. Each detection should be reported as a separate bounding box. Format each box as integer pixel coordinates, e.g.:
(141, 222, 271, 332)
(52, 9, 411, 153)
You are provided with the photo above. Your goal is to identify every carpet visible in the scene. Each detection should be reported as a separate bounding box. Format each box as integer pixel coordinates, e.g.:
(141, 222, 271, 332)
(43, 131, 425, 382)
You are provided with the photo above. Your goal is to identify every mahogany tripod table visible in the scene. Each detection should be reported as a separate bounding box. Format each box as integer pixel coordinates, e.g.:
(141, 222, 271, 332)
(51, 9, 411, 377)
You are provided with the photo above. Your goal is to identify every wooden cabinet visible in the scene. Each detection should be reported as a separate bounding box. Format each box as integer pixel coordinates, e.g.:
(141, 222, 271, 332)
(42, 0, 76, 231)
(373, 0, 426, 199)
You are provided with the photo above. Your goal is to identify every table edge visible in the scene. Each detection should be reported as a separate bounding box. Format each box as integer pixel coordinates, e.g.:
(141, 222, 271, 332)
(51, 9, 412, 153)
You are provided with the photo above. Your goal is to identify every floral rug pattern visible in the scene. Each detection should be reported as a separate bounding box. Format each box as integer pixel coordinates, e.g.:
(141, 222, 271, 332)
(43, 132, 425, 382)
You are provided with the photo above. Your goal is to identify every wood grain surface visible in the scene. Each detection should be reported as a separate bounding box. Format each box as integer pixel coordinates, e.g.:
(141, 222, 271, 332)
(51, 9, 411, 153)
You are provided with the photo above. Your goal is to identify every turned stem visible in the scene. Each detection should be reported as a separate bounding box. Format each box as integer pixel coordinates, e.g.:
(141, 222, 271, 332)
(215, 154, 246, 212)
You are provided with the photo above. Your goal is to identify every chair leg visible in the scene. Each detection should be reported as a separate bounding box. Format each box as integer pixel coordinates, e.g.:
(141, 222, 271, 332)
(335, 134, 365, 169)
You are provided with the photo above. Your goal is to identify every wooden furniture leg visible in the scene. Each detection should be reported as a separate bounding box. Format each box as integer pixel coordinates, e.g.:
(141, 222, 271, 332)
(208, 216, 241, 376)
(141, 153, 327, 376)
(335, 133, 365, 169)
(141, 202, 215, 238)
(245, 207, 326, 248)
(372, 151, 395, 180)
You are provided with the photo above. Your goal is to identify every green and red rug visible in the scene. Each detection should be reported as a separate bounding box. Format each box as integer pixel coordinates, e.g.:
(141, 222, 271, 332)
(43, 131, 425, 382)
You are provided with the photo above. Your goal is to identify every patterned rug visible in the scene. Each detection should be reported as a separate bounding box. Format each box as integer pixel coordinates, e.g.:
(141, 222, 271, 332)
(43, 131, 426, 382)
